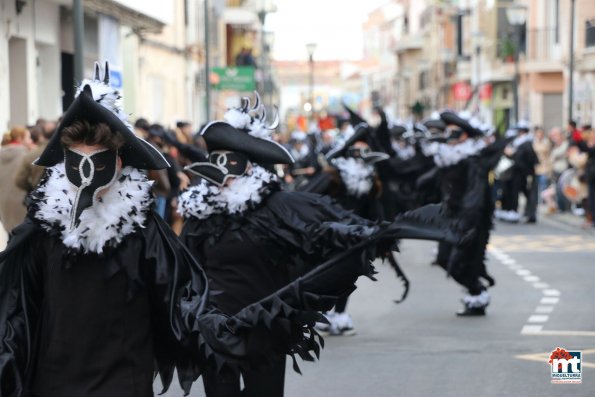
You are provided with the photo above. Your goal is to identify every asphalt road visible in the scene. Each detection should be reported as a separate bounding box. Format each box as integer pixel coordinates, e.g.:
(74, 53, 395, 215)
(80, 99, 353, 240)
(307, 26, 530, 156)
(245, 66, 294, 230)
(158, 217, 595, 397)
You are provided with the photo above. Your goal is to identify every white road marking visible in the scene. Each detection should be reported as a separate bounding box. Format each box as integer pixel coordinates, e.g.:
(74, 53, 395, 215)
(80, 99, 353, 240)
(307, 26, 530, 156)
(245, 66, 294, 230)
(489, 246, 563, 335)
(524, 275, 540, 282)
(528, 315, 549, 323)
(521, 325, 543, 334)
(540, 297, 560, 305)
(533, 282, 549, 289)
(535, 306, 554, 314)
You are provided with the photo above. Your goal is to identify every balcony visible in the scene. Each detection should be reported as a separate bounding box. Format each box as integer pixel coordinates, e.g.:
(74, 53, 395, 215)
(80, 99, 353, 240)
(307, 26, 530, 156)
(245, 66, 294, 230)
(395, 34, 423, 54)
(524, 28, 564, 72)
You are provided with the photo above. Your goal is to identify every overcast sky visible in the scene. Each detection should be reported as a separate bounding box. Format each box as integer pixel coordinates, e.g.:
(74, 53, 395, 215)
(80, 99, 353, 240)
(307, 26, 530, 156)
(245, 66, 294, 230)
(266, 0, 389, 61)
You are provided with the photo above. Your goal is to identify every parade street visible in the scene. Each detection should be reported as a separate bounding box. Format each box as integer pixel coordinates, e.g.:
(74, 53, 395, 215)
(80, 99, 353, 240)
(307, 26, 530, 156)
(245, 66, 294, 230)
(156, 216, 595, 397)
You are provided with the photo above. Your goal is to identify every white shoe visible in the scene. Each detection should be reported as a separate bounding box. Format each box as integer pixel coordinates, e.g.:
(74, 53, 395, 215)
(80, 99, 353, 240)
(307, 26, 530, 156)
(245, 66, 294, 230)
(329, 313, 356, 336)
(504, 210, 520, 222)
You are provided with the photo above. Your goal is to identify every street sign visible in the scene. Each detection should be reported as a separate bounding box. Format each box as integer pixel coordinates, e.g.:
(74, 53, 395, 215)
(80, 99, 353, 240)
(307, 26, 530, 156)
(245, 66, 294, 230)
(211, 66, 255, 92)
(453, 82, 472, 101)
(109, 69, 123, 89)
(480, 83, 493, 102)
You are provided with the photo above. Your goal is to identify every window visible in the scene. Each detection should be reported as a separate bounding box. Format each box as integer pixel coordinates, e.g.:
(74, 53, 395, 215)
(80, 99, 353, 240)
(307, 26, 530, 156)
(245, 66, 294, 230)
(587, 20, 595, 48)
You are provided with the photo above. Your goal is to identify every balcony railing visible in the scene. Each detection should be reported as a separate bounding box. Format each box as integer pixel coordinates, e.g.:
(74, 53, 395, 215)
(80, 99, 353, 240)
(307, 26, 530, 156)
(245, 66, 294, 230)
(526, 28, 560, 62)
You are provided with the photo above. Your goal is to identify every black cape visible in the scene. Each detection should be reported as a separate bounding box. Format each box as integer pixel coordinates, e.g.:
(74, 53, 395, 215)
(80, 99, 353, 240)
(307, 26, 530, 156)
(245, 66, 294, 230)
(0, 213, 208, 397)
(181, 191, 460, 374)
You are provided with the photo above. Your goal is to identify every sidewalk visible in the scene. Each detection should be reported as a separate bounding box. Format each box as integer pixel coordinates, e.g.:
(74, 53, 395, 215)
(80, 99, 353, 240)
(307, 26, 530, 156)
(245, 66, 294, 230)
(533, 207, 594, 235)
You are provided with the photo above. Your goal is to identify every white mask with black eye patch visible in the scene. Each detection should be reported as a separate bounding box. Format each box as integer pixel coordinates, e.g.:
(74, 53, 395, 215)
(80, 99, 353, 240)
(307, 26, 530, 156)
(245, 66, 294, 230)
(64, 147, 119, 230)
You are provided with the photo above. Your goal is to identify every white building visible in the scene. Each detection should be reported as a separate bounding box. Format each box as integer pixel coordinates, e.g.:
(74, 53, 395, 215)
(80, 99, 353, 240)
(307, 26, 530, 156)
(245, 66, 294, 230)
(0, 0, 172, 131)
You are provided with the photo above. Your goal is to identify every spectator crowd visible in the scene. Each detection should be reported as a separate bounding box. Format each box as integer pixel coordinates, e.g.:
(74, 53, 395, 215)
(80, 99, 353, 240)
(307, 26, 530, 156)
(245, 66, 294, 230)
(1, 115, 595, 237)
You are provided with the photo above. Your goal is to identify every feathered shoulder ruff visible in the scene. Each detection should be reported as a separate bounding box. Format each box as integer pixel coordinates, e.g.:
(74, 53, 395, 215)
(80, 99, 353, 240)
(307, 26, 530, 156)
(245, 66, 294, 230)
(178, 165, 280, 220)
(331, 157, 375, 197)
(30, 164, 154, 254)
(422, 138, 487, 168)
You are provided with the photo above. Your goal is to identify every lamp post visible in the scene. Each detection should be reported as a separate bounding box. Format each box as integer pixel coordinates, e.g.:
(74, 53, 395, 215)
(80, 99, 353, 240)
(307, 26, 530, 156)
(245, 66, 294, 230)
(505, 3, 527, 125)
(264, 31, 275, 110)
(257, 0, 276, 104)
(257, 9, 267, 96)
(306, 42, 317, 124)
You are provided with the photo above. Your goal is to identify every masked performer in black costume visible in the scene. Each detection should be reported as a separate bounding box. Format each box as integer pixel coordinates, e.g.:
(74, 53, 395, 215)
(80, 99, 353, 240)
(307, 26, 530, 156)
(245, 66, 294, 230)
(497, 123, 538, 223)
(0, 63, 208, 397)
(421, 111, 505, 316)
(299, 112, 395, 335)
(178, 95, 461, 397)
(303, 106, 425, 334)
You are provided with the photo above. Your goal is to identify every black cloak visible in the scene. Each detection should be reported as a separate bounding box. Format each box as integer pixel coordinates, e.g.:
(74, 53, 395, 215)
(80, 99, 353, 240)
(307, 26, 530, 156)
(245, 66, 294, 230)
(0, 210, 208, 396)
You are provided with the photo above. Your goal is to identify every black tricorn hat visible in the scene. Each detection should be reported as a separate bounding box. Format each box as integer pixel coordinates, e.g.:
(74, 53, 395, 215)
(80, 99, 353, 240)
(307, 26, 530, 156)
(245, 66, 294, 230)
(343, 103, 367, 127)
(390, 125, 407, 138)
(422, 118, 446, 131)
(35, 62, 169, 170)
(326, 122, 369, 160)
(439, 111, 483, 138)
(200, 121, 294, 164)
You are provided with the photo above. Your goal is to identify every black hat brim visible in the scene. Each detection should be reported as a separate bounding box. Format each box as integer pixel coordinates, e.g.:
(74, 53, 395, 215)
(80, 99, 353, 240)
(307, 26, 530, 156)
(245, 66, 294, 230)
(390, 125, 407, 137)
(201, 121, 294, 164)
(35, 85, 169, 170)
(439, 111, 483, 137)
(422, 119, 447, 131)
(362, 151, 390, 164)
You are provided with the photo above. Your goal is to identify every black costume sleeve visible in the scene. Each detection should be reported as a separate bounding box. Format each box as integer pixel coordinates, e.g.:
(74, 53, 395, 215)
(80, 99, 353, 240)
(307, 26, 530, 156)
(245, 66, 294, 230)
(481, 137, 512, 171)
(513, 141, 539, 176)
(0, 220, 43, 397)
(141, 213, 209, 395)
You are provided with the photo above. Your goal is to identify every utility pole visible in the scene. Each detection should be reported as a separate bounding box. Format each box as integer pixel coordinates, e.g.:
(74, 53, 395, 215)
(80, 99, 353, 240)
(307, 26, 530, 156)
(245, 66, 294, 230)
(73, 0, 84, 82)
(568, 0, 576, 122)
(257, 9, 267, 107)
(204, 0, 211, 121)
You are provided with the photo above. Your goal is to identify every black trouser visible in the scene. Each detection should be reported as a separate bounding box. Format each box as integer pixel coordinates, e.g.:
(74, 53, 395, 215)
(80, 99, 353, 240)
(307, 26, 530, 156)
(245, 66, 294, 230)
(523, 174, 538, 220)
(500, 177, 519, 211)
(588, 182, 595, 225)
(436, 239, 487, 296)
(203, 355, 286, 397)
(334, 294, 349, 313)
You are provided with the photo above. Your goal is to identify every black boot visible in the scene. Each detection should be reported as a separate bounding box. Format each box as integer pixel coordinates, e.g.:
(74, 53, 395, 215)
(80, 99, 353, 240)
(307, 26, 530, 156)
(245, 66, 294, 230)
(456, 306, 486, 316)
(456, 291, 489, 316)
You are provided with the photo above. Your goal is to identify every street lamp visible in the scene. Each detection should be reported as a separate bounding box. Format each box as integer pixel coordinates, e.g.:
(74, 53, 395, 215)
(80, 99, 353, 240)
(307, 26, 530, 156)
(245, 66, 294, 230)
(306, 42, 317, 124)
(257, 0, 276, 102)
(263, 31, 275, 109)
(505, 2, 527, 125)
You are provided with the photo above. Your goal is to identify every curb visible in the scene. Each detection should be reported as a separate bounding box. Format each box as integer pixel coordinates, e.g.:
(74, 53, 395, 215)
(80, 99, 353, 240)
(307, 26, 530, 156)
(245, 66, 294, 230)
(537, 214, 595, 235)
